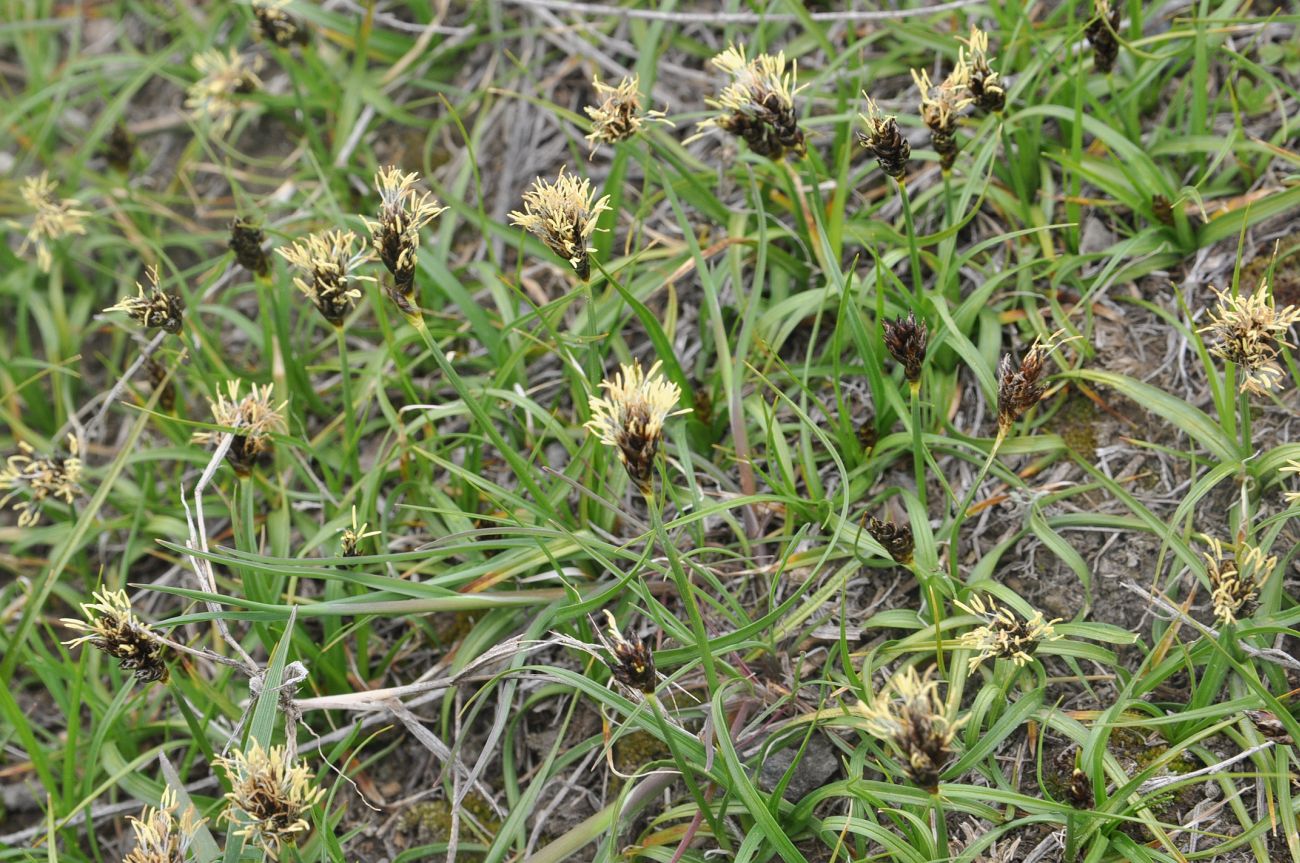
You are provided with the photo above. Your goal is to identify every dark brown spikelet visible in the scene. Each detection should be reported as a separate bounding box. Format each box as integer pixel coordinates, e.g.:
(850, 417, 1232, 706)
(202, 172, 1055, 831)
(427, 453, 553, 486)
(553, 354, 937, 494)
(883, 311, 928, 385)
(61, 590, 171, 684)
(996, 337, 1059, 435)
(604, 612, 657, 694)
(1067, 768, 1094, 808)
(858, 98, 910, 182)
(967, 67, 1005, 113)
(1086, 0, 1122, 74)
(1151, 194, 1174, 226)
(856, 419, 878, 452)
(104, 268, 185, 334)
(699, 45, 806, 162)
(229, 218, 271, 278)
(253, 0, 309, 47)
(104, 123, 135, 173)
(867, 516, 914, 565)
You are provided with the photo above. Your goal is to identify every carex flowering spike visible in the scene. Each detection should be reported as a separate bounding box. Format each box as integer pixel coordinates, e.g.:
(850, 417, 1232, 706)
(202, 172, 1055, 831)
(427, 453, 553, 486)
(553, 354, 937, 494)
(0, 433, 82, 527)
(584, 75, 671, 155)
(61, 589, 172, 683)
(1199, 279, 1300, 396)
(339, 505, 379, 557)
(584, 359, 690, 496)
(1203, 537, 1275, 625)
(230, 218, 271, 278)
(1086, 0, 1122, 74)
(953, 594, 1061, 671)
(105, 266, 184, 334)
(858, 96, 910, 183)
(123, 787, 204, 863)
(17, 172, 89, 272)
(996, 331, 1073, 436)
(363, 166, 446, 304)
(695, 43, 806, 161)
(882, 311, 928, 388)
(510, 168, 611, 280)
(185, 49, 263, 134)
(191, 380, 287, 477)
(857, 666, 964, 793)
(912, 64, 972, 172)
(277, 229, 374, 327)
(866, 516, 914, 565)
(253, 0, 309, 48)
(601, 611, 657, 694)
(105, 123, 135, 173)
(958, 27, 1005, 113)
(216, 742, 325, 859)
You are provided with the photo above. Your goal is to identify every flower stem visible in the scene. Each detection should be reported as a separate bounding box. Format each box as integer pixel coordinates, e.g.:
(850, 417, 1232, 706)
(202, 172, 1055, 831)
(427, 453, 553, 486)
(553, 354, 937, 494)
(947, 431, 1005, 583)
(931, 791, 949, 857)
(910, 383, 927, 510)
(647, 693, 730, 850)
(644, 489, 719, 695)
(335, 326, 359, 482)
(898, 180, 923, 308)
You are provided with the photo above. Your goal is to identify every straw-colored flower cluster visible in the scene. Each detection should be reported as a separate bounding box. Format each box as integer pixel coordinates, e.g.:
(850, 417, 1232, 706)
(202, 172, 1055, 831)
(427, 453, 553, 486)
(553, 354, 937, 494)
(584, 359, 689, 495)
(953, 594, 1061, 671)
(697, 43, 806, 161)
(339, 506, 379, 557)
(277, 229, 374, 326)
(252, 0, 308, 48)
(217, 742, 325, 858)
(17, 171, 89, 272)
(959, 26, 1005, 113)
(0, 434, 83, 527)
(192, 380, 287, 476)
(858, 97, 911, 182)
(1203, 537, 1275, 625)
(509, 168, 611, 280)
(584, 75, 670, 154)
(1199, 280, 1300, 396)
(61, 589, 171, 683)
(123, 788, 204, 863)
(230, 218, 271, 278)
(363, 166, 445, 310)
(104, 266, 185, 334)
(601, 610, 657, 694)
(186, 49, 264, 133)
(912, 65, 972, 172)
(857, 666, 963, 792)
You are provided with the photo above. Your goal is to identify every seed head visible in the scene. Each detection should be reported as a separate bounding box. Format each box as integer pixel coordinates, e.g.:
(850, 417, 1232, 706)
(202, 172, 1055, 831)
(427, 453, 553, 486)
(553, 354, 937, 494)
(958, 27, 1005, 113)
(1086, 0, 1122, 74)
(362, 166, 445, 301)
(17, 171, 89, 272)
(1282, 459, 1300, 505)
(953, 594, 1061, 671)
(1199, 280, 1300, 396)
(857, 96, 911, 182)
(601, 610, 657, 694)
(277, 229, 374, 327)
(1066, 768, 1093, 808)
(1151, 194, 1175, 227)
(584, 75, 671, 155)
(104, 123, 135, 173)
(695, 43, 806, 161)
(866, 516, 914, 565)
(253, 0, 309, 47)
(509, 168, 611, 280)
(584, 359, 689, 495)
(857, 666, 963, 793)
(192, 380, 287, 477)
(0, 434, 83, 527)
(185, 49, 263, 134)
(61, 589, 171, 683)
(105, 266, 184, 334)
(339, 505, 379, 557)
(229, 218, 271, 278)
(216, 742, 325, 859)
(997, 331, 1073, 435)
(123, 788, 204, 863)
(882, 311, 928, 385)
(1203, 537, 1275, 625)
(912, 65, 972, 172)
